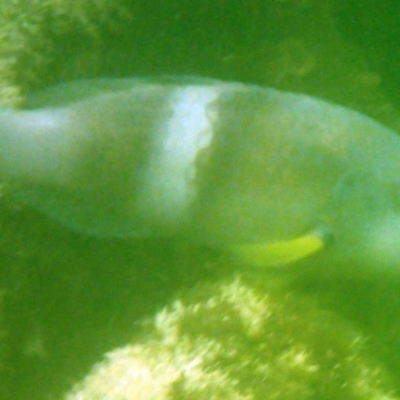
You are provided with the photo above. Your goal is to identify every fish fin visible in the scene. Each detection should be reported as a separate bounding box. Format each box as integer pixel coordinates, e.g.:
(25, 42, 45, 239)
(230, 232, 324, 267)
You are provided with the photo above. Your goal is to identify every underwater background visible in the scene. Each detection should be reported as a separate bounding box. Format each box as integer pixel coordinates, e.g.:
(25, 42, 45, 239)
(1, 0, 400, 398)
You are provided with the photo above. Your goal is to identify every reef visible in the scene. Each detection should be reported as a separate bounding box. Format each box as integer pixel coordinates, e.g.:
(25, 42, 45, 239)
(66, 277, 398, 400)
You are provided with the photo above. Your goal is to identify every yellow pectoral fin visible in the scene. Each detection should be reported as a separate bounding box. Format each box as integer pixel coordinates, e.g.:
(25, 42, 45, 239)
(230, 232, 325, 267)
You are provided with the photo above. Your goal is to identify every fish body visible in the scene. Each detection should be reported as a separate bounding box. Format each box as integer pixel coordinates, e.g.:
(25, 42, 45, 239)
(2, 76, 400, 269)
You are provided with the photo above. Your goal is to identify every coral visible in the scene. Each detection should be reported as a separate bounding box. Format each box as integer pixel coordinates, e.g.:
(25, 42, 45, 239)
(0, 0, 130, 105)
(65, 277, 398, 400)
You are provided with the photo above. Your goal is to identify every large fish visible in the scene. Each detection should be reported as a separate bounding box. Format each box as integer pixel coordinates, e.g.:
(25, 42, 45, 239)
(1, 76, 400, 269)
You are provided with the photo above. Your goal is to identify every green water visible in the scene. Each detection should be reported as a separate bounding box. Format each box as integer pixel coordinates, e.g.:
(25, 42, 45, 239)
(1, 1, 400, 399)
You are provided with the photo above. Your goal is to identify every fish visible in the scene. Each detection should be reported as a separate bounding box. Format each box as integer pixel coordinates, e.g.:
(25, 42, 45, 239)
(1, 75, 400, 269)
